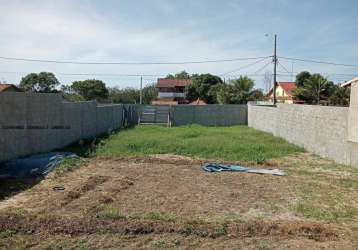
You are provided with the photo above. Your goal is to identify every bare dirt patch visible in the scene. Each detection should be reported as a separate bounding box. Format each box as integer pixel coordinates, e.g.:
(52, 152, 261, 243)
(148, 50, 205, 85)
(0, 154, 357, 249)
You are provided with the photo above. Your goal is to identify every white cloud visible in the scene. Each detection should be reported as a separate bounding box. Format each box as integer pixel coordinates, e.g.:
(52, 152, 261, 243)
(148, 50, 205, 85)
(1, 0, 356, 88)
(0, 0, 269, 87)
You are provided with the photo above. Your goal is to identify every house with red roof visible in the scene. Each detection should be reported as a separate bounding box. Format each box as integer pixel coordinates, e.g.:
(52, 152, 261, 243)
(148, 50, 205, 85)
(268, 82, 296, 104)
(152, 78, 192, 105)
(0, 83, 21, 92)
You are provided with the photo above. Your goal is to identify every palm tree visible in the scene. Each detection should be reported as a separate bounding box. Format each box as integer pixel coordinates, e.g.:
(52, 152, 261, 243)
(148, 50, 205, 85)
(329, 86, 350, 106)
(293, 74, 330, 105)
(229, 76, 255, 104)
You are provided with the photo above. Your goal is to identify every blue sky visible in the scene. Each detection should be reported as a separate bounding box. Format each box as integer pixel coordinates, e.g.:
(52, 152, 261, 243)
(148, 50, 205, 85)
(0, 0, 357, 90)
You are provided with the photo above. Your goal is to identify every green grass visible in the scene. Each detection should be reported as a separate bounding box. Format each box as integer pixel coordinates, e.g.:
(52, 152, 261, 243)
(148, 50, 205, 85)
(293, 183, 358, 223)
(96, 125, 304, 162)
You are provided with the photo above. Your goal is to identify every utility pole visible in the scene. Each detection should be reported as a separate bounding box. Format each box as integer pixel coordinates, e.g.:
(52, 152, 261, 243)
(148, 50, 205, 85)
(140, 76, 143, 104)
(273, 34, 277, 105)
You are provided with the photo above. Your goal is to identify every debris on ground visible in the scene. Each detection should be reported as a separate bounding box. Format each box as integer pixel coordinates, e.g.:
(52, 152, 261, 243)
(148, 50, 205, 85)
(203, 163, 286, 176)
(0, 152, 78, 178)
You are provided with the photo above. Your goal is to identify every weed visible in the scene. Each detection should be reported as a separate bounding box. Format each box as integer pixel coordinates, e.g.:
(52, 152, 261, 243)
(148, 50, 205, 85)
(212, 225, 227, 238)
(254, 151, 266, 164)
(53, 157, 86, 178)
(219, 214, 243, 224)
(97, 206, 126, 220)
(182, 224, 194, 236)
(338, 178, 358, 189)
(258, 242, 270, 250)
(74, 241, 88, 250)
(152, 238, 179, 250)
(294, 202, 357, 223)
(0, 230, 14, 246)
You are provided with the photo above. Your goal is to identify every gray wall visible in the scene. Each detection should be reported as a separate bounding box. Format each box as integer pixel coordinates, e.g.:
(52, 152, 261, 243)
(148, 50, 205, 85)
(171, 105, 247, 126)
(348, 82, 358, 143)
(248, 104, 358, 165)
(3, 92, 358, 166)
(0, 93, 138, 163)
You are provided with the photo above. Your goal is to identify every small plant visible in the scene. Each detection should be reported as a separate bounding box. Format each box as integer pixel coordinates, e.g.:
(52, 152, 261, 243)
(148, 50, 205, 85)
(74, 242, 88, 250)
(211, 225, 226, 238)
(152, 238, 167, 249)
(254, 151, 266, 164)
(127, 143, 139, 151)
(53, 158, 86, 177)
(97, 206, 125, 219)
(0, 230, 14, 246)
(258, 243, 270, 250)
(182, 224, 194, 236)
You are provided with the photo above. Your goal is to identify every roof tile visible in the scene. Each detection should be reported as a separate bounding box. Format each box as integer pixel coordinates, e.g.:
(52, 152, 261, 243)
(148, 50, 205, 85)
(157, 78, 192, 88)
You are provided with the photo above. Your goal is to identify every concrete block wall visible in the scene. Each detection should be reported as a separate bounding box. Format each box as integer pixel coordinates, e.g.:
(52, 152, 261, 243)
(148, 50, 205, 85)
(171, 105, 247, 126)
(0, 93, 28, 162)
(0, 93, 137, 163)
(348, 82, 358, 143)
(2, 92, 357, 166)
(248, 104, 358, 165)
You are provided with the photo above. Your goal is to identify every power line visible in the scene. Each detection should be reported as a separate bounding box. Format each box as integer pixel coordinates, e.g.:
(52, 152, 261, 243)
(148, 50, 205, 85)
(220, 57, 270, 76)
(252, 60, 272, 75)
(279, 56, 358, 69)
(0, 55, 271, 65)
(0, 71, 163, 77)
(276, 70, 358, 76)
(277, 60, 291, 74)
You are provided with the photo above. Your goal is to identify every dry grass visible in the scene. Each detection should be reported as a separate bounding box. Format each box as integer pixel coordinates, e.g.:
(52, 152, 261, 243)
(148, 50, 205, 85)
(0, 153, 357, 249)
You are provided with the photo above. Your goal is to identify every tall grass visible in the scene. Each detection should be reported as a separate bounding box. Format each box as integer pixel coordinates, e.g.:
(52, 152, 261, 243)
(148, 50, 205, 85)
(97, 125, 304, 162)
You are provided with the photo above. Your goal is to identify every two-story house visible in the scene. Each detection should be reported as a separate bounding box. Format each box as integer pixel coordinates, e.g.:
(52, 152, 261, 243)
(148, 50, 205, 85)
(152, 78, 192, 105)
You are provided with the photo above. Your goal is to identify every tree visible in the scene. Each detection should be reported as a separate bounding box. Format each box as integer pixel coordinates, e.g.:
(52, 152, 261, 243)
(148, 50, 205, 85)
(216, 84, 233, 104)
(215, 76, 263, 104)
(295, 71, 311, 87)
(247, 89, 265, 102)
(109, 87, 139, 104)
(107, 84, 158, 104)
(229, 76, 255, 104)
(60, 85, 86, 102)
(70, 79, 109, 101)
(329, 86, 350, 106)
(185, 74, 223, 104)
(142, 84, 158, 104)
(293, 73, 330, 104)
(166, 71, 191, 79)
(19, 72, 60, 92)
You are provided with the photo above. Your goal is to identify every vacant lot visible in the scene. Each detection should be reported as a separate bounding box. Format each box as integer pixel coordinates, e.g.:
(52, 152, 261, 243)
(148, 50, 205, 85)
(0, 125, 357, 249)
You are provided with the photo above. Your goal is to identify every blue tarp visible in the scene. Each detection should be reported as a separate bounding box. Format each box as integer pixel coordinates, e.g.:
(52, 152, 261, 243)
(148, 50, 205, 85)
(0, 152, 77, 178)
(203, 163, 285, 176)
